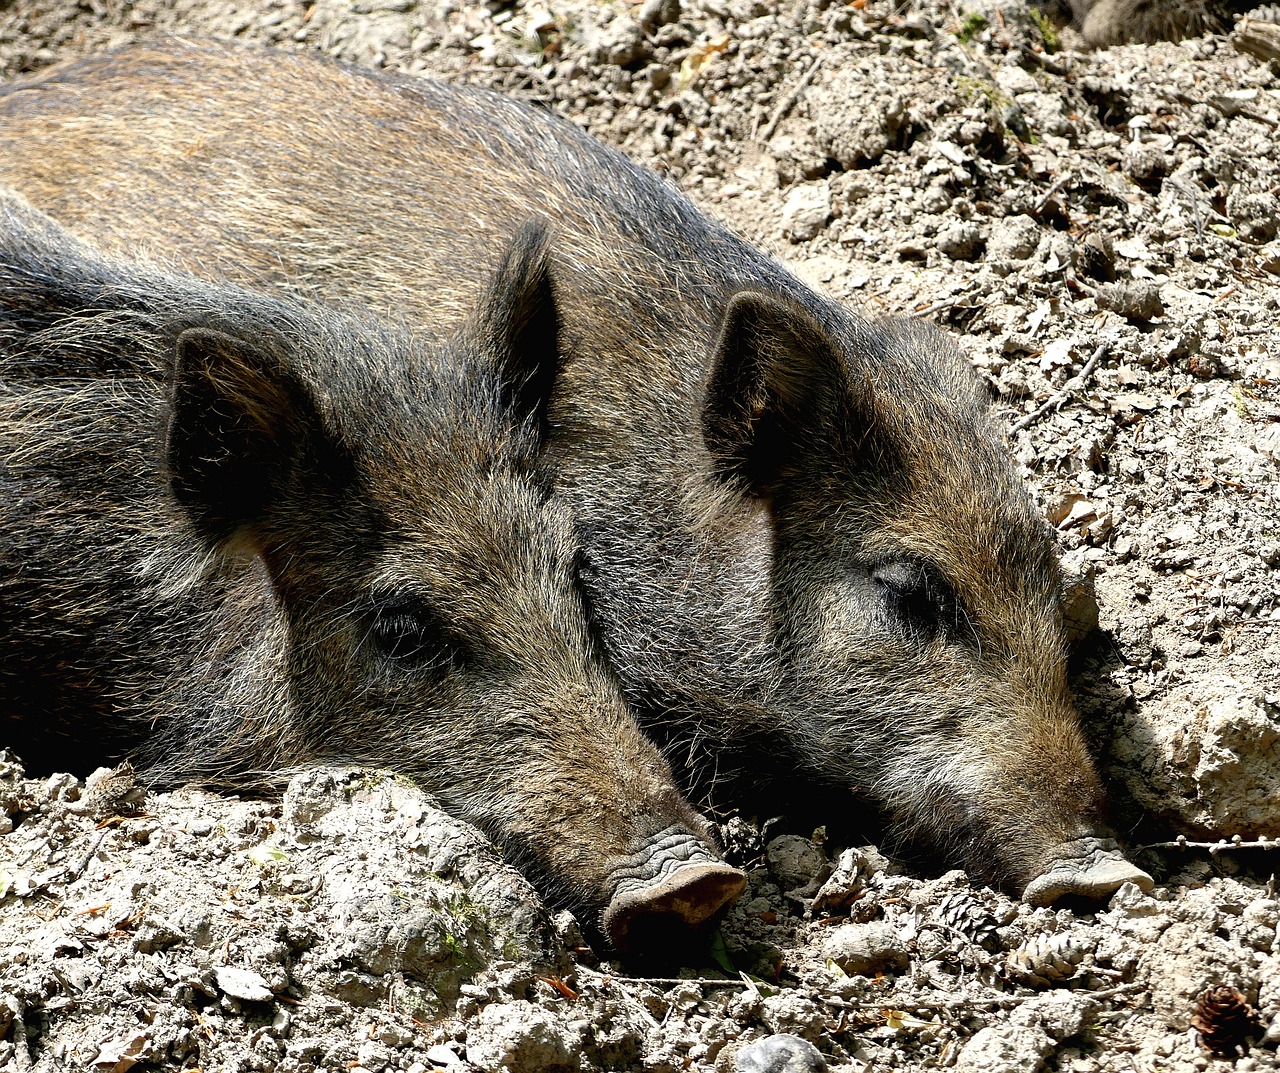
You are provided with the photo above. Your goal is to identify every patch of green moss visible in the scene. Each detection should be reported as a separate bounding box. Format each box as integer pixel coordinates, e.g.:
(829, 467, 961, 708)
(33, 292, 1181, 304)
(955, 11, 988, 43)
(1029, 7, 1061, 51)
(953, 74, 1012, 112)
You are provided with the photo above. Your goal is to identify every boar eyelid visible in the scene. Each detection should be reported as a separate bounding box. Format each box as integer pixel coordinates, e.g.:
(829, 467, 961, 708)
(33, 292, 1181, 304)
(367, 594, 467, 669)
(870, 558, 975, 650)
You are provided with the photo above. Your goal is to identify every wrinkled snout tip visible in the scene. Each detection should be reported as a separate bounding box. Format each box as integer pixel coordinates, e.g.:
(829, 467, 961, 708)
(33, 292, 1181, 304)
(603, 861, 747, 954)
(1022, 837, 1154, 907)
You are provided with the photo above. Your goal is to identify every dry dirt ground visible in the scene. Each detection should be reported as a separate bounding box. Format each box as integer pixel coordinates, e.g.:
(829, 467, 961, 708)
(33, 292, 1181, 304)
(0, 0, 1278, 1070)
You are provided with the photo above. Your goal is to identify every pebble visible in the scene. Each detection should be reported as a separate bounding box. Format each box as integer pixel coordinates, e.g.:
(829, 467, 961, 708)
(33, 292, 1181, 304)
(1095, 280, 1164, 321)
(734, 1033, 828, 1073)
(464, 1001, 581, 1073)
(1008, 991, 1100, 1041)
(765, 835, 828, 890)
(821, 921, 909, 975)
(1075, 232, 1116, 281)
(935, 221, 984, 261)
(590, 15, 646, 66)
(759, 992, 829, 1043)
(213, 966, 274, 1003)
(425, 1043, 463, 1066)
(986, 213, 1041, 262)
(781, 183, 832, 241)
(955, 1024, 1054, 1073)
(1058, 548, 1100, 644)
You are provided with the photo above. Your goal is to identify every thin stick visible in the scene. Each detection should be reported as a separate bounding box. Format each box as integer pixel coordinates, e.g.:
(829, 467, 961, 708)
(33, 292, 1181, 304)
(824, 981, 1146, 1012)
(1011, 340, 1109, 433)
(1033, 172, 1073, 216)
(1135, 835, 1278, 854)
(591, 974, 751, 989)
(580, 974, 1145, 1008)
(6, 995, 31, 1072)
(758, 56, 823, 143)
(1170, 179, 1205, 240)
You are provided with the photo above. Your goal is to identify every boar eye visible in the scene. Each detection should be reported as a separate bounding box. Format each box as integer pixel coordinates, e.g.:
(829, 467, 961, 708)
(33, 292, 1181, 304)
(871, 559, 953, 642)
(369, 598, 467, 671)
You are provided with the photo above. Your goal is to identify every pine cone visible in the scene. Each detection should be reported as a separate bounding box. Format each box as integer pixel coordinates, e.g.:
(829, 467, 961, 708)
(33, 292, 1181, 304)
(81, 759, 146, 818)
(1191, 985, 1259, 1058)
(937, 891, 1001, 949)
(1004, 932, 1088, 988)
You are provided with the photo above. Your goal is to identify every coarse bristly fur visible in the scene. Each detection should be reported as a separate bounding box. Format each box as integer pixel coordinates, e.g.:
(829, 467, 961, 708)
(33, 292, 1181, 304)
(0, 40, 1150, 902)
(0, 189, 744, 946)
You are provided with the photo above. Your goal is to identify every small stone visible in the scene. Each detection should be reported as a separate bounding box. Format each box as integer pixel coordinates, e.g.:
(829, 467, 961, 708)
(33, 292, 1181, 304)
(759, 992, 828, 1043)
(1095, 281, 1164, 322)
(1058, 548, 1100, 645)
(45, 772, 81, 803)
(637, 0, 681, 32)
(995, 66, 1038, 96)
(734, 1032, 828, 1073)
(810, 848, 870, 916)
(935, 221, 984, 261)
(1008, 991, 1100, 1041)
(1122, 145, 1168, 181)
(1109, 880, 1159, 915)
(822, 921, 909, 976)
(356, 1041, 392, 1073)
(425, 1044, 463, 1067)
(987, 214, 1041, 262)
(465, 1001, 581, 1072)
(765, 835, 828, 890)
(1074, 232, 1116, 282)
(781, 183, 832, 242)
(591, 16, 646, 66)
(1187, 353, 1221, 379)
(213, 966, 273, 1003)
(956, 1024, 1054, 1072)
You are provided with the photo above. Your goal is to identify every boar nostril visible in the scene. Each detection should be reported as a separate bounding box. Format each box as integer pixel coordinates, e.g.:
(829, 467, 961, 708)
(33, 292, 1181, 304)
(602, 826, 747, 953)
(603, 861, 747, 954)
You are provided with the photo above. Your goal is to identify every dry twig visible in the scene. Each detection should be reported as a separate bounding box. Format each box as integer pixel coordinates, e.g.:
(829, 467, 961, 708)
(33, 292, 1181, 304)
(3, 994, 31, 1072)
(758, 55, 823, 143)
(1033, 172, 1073, 216)
(1234, 17, 1280, 64)
(1011, 340, 1110, 433)
(1135, 834, 1280, 854)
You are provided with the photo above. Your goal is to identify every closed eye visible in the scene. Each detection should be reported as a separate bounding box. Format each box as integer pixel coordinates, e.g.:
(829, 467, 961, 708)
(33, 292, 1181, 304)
(368, 596, 469, 673)
(871, 558, 964, 645)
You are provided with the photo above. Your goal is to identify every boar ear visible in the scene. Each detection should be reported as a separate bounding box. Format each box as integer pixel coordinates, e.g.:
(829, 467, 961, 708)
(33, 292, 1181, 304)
(480, 218, 561, 441)
(702, 290, 842, 494)
(168, 327, 319, 548)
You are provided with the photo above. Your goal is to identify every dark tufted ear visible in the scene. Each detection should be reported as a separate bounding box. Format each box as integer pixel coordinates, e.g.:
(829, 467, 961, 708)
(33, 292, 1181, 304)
(702, 290, 845, 495)
(167, 327, 322, 549)
(477, 218, 562, 442)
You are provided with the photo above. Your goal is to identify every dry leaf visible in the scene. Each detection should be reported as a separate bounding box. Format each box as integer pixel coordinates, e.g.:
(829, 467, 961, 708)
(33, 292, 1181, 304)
(92, 1032, 151, 1073)
(675, 35, 729, 92)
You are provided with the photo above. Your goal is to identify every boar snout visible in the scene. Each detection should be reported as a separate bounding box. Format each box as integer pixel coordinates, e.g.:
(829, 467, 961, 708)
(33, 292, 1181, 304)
(1022, 835, 1154, 906)
(603, 826, 747, 953)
